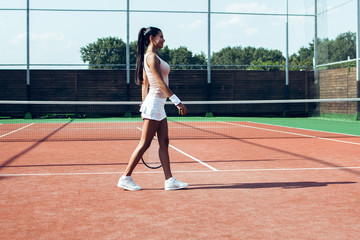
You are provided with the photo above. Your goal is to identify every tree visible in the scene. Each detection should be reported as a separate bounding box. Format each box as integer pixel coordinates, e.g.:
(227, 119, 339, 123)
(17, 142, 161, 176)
(157, 45, 171, 63)
(248, 59, 284, 71)
(329, 31, 356, 62)
(316, 31, 356, 66)
(288, 31, 356, 70)
(80, 37, 127, 69)
(81, 38, 206, 69)
(289, 43, 314, 70)
(80, 31, 355, 71)
(211, 46, 285, 70)
(211, 46, 245, 69)
(129, 41, 138, 65)
(168, 46, 206, 69)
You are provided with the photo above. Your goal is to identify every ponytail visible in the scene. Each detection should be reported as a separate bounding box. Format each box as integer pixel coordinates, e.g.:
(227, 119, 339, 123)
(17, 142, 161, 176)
(135, 28, 146, 85)
(135, 26, 162, 85)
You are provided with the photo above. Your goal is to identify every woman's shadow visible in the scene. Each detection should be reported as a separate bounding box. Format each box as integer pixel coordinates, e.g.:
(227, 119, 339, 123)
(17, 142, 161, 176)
(187, 181, 357, 190)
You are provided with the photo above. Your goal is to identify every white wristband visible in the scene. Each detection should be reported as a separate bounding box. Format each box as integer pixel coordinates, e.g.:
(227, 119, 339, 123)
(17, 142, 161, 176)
(169, 94, 181, 105)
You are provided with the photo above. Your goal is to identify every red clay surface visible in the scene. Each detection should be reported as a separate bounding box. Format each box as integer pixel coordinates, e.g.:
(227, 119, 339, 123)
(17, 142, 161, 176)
(1, 121, 360, 239)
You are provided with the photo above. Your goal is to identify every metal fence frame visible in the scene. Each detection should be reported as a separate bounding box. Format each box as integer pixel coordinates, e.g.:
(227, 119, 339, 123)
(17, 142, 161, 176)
(0, 0, 359, 100)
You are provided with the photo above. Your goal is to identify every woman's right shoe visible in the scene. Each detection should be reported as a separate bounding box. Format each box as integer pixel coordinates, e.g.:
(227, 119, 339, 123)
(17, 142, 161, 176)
(118, 176, 142, 191)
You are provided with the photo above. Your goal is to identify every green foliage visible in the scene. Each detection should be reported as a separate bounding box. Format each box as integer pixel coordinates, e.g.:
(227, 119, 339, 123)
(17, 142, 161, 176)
(129, 41, 138, 64)
(80, 31, 356, 71)
(168, 46, 206, 69)
(211, 46, 285, 70)
(81, 39, 206, 69)
(80, 37, 127, 69)
(157, 45, 171, 63)
(248, 59, 284, 71)
(288, 31, 356, 70)
(289, 44, 314, 70)
(317, 31, 356, 65)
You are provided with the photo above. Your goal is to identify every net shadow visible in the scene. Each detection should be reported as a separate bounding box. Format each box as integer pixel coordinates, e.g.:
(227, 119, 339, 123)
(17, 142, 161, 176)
(0, 120, 74, 172)
(172, 121, 360, 176)
(188, 181, 357, 190)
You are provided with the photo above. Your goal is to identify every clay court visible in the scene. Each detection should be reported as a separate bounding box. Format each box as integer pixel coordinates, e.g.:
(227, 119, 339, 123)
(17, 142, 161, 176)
(1, 120, 360, 239)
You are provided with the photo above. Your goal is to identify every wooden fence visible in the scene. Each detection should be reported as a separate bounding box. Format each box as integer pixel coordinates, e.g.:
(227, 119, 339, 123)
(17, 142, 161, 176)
(318, 66, 359, 117)
(1, 69, 314, 117)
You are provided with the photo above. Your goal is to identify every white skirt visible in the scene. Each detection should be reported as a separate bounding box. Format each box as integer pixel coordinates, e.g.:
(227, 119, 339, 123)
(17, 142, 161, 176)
(140, 95, 167, 121)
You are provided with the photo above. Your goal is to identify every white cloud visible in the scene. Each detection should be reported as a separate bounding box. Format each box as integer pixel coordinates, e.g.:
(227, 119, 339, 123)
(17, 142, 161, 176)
(11, 32, 65, 44)
(226, 3, 268, 13)
(215, 3, 270, 29)
(11, 33, 26, 44)
(216, 16, 244, 29)
(245, 28, 259, 37)
(61, 40, 75, 50)
(189, 19, 204, 29)
(178, 19, 205, 30)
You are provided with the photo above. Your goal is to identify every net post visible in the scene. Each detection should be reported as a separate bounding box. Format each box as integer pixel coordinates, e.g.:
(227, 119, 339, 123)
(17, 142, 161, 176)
(125, 83, 132, 117)
(25, 0, 32, 119)
(205, 82, 213, 117)
(205, 0, 213, 118)
(25, 82, 32, 119)
(124, 0, 132, 118)
(312, 0, 320, 117)
(284, 0, 290, 117)
(283, 85, 290, 117)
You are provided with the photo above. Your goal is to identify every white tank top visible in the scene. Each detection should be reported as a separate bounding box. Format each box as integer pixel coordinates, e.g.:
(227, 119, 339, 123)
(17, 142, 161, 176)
(144, 52, 170, 99)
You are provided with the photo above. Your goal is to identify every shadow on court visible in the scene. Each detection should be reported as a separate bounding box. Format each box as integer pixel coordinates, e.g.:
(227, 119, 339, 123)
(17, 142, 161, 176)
(1, 162, 127, 168)
(0, 120, 73, 172)
(128, 181, 357, 191)
(188, 181, 357, 190)
(173, 121, 360, 177)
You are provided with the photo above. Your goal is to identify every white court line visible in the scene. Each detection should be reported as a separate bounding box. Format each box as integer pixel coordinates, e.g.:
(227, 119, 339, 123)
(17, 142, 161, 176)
(1, 166, 360, 177)
(246, 121, 360, 138)
(219, 121, 360, 146)
(0, 123, 35, 138)
(136, 127, 218, 171)
(168, 144, 218, 171)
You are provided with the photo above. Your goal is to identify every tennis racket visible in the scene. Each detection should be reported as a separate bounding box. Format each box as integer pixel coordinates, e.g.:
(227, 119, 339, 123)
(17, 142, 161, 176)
(141, 134, 162, 169)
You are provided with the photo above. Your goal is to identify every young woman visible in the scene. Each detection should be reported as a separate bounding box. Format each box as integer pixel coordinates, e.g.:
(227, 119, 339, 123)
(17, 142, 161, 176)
(118, 26, 188, 191)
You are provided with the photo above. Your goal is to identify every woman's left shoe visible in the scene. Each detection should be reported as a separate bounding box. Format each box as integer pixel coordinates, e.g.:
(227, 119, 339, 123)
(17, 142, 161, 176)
(165, 177, 188, 190)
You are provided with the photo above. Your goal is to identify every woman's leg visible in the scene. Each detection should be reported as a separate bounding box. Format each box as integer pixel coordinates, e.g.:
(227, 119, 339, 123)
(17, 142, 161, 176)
(123, 119, 160, 176)
(157, 118, 188, 190)
(156, 118, 172, 180)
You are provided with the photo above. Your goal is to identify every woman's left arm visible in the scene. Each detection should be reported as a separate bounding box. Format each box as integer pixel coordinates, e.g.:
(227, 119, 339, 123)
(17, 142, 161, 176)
(142, 69, 149, 102)
(147, 53, 188, 115)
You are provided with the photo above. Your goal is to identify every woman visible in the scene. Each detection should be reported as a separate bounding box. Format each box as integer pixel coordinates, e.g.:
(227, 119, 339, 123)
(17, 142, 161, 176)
(118, 26, 188, 191)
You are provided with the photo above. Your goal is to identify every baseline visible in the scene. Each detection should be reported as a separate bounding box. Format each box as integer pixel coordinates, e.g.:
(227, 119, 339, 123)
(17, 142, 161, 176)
(219, 121, 360, 146)
(0, 123, 35, 138)
(1, 166, 360, 177)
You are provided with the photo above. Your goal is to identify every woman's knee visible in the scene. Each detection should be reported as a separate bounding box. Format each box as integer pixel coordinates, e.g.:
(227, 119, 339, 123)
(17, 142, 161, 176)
(138, 140, 151, 152)
(158, 137, 169, 148)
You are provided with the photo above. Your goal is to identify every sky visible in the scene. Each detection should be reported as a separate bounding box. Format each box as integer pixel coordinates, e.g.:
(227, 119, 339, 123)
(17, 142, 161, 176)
(0, 0, 357, 69)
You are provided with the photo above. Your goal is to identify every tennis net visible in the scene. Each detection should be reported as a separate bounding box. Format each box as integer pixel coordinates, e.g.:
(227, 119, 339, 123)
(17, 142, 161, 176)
(0, 98, 359, 142)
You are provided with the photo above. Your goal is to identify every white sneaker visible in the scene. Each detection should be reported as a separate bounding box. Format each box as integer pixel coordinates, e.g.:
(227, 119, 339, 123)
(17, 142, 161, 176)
(118, 176, 142, 191)
(165, 177, 188, 190)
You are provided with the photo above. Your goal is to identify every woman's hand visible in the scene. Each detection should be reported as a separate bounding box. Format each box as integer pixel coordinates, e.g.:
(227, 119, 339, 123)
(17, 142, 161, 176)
(177, 103, 188, 116)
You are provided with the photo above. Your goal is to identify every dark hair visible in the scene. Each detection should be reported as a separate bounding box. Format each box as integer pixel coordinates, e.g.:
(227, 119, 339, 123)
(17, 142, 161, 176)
(135, 26, 161, 85)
